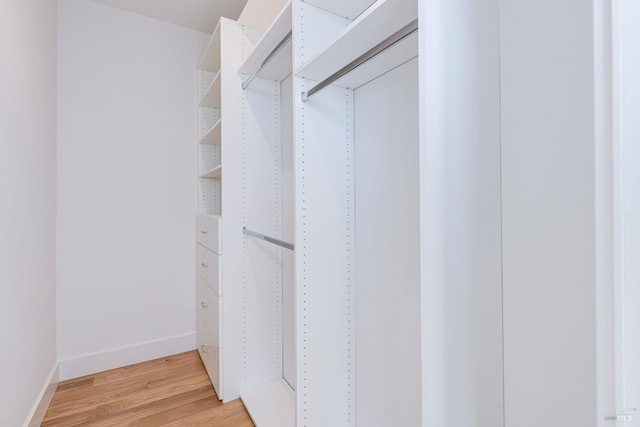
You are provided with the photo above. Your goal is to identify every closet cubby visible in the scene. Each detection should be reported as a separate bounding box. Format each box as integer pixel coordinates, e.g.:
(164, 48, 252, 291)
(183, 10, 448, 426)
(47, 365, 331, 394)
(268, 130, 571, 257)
(199, 20, 221, 72)
(293, 0, 420, 425)
(233, 1, 296, 425)
(238, 1, 292, 84)
(199, 70, 222, 108)
(198, 118, 221, 146)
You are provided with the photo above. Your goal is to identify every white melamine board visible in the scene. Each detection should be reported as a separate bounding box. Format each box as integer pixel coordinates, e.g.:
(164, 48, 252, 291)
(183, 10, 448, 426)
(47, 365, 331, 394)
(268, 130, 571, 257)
(218, 17, 247, 402)
(196, 214, 222, 255)
(293, 1, 350, 71)
(199, 21, 221, 72)
(200, 164, 222, 179)
(241, 379, 295, 427)
(199, 92, 220, 138)
(419, 1, 503, 426)
(199, 119, 221, 145)
(294, 79, 355, 427)
(239, 0, 291, 33)
(280, 74, 296, 391)
(197, 313, 222, 398)
(199, 178, 221, 215)
(303, 0, 375, 20)
(330, 31, 417, 90)
(200, 70, 221, 108)
(243, 43, 292, 84)
(500, 1, 598, 425)
(199, 142, 220, 174)
(238, 1, 292, 82)
(354, 58, 420, 427)
(295, 0, 417, 82)
(617, 0, 640, 417)
(241, 76, 283, 389)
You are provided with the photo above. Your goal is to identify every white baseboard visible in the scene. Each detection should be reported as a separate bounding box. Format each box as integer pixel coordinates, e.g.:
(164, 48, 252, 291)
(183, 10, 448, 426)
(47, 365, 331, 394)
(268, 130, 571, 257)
(26, 362, 59, 427)
(58, 332, 196, 381)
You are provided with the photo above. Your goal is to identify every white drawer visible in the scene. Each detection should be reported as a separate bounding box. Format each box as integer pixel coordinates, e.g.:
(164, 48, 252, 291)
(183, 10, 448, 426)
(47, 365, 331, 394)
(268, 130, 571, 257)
(196, 275, 222, 335)
(196, 313, 222, 399)
(196, 214, 221, 254)
(196, 243, 221, 295)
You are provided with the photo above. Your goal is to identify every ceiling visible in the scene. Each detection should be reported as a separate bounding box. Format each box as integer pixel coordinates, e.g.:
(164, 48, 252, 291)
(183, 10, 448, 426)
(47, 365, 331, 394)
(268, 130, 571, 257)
(90, 0, 249, 34)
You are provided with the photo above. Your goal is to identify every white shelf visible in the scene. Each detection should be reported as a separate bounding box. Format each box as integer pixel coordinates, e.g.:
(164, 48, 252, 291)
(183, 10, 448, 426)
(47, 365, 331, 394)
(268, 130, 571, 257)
(238, 1, 292, 83)
(304, 0, 376, 20)
(200, 164, 222, 179)
(240, 379, 295, 427)
(200, 70, 221, 108)
(199, 119, 222, 145)
(199, 21, 221, 72)
(295, 0, 417, 88)
(333, 30, 417, 90)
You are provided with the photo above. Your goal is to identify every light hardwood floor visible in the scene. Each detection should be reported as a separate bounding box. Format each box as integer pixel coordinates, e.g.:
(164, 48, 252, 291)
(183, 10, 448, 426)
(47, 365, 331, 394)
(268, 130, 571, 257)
(42, 351, 254, 426)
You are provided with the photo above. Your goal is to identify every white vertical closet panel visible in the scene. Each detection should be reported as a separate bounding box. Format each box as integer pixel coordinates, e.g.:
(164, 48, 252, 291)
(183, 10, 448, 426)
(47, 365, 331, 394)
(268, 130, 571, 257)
(241, 75, 283, 388)
(218, 17, 247, 402)
(420, 0, 503, 426)
(294, 76, 355, 427)
(293, 4, 356, 426)
(281, 74, 296, 390)
(617, 0, 640, 422)
(293, 0, 355, 412)
(354, 58, 421, 427)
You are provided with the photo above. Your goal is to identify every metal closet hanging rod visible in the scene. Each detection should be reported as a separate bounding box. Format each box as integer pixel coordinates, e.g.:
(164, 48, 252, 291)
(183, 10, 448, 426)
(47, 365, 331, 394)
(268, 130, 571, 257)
(241, 31, 293, 90)
(243, 227, 294, 251)
(301, 18, 419, 102)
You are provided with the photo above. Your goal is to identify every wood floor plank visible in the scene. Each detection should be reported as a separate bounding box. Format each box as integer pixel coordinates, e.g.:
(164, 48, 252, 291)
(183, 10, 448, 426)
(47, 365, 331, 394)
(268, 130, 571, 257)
(163, 399, 255, 427)
(42, 351, 254, 427)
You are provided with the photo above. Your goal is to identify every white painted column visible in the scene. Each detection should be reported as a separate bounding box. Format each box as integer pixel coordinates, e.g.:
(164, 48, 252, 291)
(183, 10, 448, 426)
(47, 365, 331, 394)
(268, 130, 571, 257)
(500, 1, 600, 425)
(420, 1, 504, 426)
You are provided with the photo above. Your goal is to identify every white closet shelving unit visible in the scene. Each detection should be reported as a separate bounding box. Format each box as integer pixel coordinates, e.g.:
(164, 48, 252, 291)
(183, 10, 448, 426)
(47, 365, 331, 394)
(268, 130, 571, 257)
(195, 17, 245, 403)
(190, 1, 637, 426)
(293, 0, 421, 425)
(235, 2, 296, 425)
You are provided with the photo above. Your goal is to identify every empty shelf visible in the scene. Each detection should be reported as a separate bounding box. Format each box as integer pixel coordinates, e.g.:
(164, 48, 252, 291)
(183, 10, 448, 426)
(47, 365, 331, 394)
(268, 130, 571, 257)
(241, 379, 295, 427)
(238, 1, 292, 85)
(200, 164, 222, 179)
(296, 0, 417, 89)
(199, 70, 221, 108)
(199, 119, 222, 145)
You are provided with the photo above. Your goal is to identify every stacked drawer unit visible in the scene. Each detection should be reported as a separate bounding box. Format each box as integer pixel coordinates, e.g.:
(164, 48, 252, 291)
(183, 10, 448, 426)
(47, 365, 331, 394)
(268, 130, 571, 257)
(195, 214, 223, 399)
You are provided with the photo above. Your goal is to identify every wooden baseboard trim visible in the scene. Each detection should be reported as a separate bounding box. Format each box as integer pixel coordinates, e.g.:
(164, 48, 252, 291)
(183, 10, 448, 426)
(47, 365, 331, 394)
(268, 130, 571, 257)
(58, 332, 196, 381)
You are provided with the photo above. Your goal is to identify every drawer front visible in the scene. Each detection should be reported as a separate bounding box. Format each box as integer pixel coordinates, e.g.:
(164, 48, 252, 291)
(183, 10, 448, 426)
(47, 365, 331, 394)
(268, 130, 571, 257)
(196, 275, 222, 336)
(196, 214, 221, 254)
(196, 244, 221, 295)
(197, 313, 222, 399)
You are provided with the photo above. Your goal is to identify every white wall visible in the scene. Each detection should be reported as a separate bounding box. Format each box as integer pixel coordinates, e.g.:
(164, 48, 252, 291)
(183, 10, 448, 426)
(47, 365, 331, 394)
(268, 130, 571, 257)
(500, 0, 598, 425)
(57, 0, 209, 380)
(419, 1, 504, 426)
(0, 0, 58, 425)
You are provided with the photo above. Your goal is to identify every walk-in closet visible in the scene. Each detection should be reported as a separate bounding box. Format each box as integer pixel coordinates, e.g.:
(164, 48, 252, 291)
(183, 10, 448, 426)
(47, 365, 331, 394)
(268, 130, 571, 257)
(4, 0, 639, 426)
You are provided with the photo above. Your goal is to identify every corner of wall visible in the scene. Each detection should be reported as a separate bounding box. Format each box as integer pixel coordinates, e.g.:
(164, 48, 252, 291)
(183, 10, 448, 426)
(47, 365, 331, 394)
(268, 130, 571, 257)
(25, 362, 60, 427)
